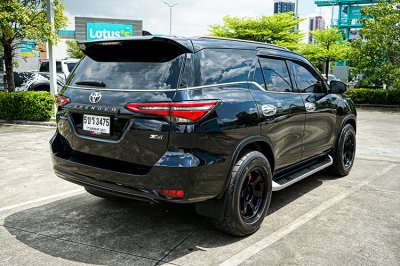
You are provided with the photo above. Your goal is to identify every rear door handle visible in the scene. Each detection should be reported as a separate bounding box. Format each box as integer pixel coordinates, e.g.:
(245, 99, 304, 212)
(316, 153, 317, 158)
(305, 102, 316, 112)
(261, 104, 277, 116)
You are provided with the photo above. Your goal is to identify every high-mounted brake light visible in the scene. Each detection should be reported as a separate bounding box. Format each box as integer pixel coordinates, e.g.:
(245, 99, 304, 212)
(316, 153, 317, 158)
(125, 101, 218, 123)
(54, 94, 70, 106)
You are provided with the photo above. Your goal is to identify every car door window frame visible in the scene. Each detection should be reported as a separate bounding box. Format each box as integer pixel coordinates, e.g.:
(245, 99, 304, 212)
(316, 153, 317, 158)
(286, 59, 329, 94)
(252, 59, 267, 90)
(254, 56, 294, 93)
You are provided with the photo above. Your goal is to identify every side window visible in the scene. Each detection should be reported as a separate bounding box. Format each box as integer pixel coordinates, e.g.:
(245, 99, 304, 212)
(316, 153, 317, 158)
(197, 49, 253, 85)
(258, 57, 292, 92)
(288, 61, 325, 93)
(180, 54, 194, 88)
(253, 61, 266, 90)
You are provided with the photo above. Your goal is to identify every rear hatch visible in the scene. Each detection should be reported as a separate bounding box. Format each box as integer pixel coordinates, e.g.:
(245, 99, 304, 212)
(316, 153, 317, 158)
(57, 37, 193, 169)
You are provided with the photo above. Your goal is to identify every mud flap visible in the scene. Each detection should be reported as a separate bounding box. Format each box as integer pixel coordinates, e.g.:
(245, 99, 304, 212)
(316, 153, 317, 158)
(194, 192, 228, 221)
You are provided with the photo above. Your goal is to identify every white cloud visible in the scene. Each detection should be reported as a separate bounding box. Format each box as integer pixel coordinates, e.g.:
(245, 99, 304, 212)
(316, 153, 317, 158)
(170, 0, 274, 36)
(63, 0, 339, 38)
(298, 5, 336, 43)
(64, 0, 274, 36)
(64, 11, 75, 29)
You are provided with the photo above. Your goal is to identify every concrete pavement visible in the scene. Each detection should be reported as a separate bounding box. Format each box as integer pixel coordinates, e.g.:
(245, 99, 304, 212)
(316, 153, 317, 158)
(0, 108, 399, 265)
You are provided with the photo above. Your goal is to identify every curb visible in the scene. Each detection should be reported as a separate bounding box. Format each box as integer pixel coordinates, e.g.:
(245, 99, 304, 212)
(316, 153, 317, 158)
(355, 104, 400, 109)
(355, 104, 400, 111)
(0, 119, 56, 127)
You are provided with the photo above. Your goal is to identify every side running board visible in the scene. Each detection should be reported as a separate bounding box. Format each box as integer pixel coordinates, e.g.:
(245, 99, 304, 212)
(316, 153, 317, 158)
(272, 155, 333, 191)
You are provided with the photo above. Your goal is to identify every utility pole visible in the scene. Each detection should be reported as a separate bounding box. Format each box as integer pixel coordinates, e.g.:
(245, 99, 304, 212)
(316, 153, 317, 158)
(163, 2, 178, 36)
(46, 0, 57, 118)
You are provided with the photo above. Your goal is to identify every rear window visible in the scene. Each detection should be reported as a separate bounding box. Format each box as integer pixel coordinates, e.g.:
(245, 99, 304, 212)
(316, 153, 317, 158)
(197, 49, 253, 86)
(14, 72, 36, 87)
(69, 55, 184, 90)
(65, 62, 77, 72)
(39, 61, 62, 73)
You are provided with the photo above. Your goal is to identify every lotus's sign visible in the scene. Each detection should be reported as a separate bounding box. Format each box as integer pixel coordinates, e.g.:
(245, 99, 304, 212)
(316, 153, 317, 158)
(86, 22, 133, 41)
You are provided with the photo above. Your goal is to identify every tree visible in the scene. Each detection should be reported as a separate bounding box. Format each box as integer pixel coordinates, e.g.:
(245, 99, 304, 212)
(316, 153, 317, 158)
(350, 0, 400, 87)
(208, 13, 305, 50)
(66, 40, 84, 59)
(298, 28, 350, 79)
(0, 0, 67, 92)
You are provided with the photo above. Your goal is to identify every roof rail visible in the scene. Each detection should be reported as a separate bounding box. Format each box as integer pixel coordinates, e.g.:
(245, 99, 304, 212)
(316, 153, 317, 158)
(196, 36, 290, 51)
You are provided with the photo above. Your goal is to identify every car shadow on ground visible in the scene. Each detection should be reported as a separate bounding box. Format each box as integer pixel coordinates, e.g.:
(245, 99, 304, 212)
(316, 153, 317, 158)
(4, 172, 332, 265)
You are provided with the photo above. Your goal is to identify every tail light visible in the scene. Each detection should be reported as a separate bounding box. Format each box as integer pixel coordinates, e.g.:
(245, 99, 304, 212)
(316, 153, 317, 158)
(125, 101, 218, 123)
(156, 189, 185, 199)
(54, 94, 70, 106)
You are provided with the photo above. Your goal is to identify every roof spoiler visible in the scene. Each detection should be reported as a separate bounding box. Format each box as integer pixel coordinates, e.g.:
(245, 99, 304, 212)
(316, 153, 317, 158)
(76, 36, 193, 62)
(77, 36, 194, 53)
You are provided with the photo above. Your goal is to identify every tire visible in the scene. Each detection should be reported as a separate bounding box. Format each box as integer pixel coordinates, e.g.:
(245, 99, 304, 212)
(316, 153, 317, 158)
(328, 124, 356, 176)
(213, 151, 272, 236)
(85, 187, 125, 201)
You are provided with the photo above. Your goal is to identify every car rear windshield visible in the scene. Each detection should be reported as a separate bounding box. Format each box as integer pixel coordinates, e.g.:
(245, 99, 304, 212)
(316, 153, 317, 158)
(69, 41, 187, 90)
(69, 55, 184, 90)
(39, 61, 62, 73)
(66, 62, 77, 72)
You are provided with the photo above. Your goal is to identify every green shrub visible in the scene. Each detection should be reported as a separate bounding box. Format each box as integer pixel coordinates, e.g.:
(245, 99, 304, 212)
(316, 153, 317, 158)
(0, 91, 54, 121)
(346, 88, 400, 105)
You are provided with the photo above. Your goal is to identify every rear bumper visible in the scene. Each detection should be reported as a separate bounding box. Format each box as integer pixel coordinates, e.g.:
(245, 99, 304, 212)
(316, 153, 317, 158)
(50, 131, 228, 203)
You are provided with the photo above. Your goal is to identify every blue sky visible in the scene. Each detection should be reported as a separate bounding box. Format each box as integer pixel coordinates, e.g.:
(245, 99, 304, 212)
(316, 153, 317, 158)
(299, 0, 326, 17)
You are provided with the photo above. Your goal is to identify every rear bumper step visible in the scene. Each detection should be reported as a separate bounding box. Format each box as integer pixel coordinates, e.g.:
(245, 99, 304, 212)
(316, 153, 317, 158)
(50, 131, 226, 202)
(54, 169, 158, 204)
(272, 155, 333, 191)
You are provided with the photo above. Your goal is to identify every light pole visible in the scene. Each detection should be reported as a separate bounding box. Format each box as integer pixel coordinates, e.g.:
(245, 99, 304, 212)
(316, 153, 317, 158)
(163, 2, 177, 36)
(46, 0, 57, 118)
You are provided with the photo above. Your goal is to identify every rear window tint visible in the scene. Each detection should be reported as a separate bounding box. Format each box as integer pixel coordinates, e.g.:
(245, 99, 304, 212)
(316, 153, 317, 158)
(259, 57, 292, 92)
(39, 61, 62, 73)
(197, 49, 253, 85)
(66, 62, 77, 72)
(69, 55, 185, 90)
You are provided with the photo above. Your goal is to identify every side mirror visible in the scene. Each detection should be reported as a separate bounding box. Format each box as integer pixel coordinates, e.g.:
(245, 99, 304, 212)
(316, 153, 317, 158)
(330, 80, 347, 94)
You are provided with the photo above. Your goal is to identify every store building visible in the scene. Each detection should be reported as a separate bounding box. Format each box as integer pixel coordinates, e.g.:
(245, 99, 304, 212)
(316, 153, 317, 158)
(8, 16, 144, 72)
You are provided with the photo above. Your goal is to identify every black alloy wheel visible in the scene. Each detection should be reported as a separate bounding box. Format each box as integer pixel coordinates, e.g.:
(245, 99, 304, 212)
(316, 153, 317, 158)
(343, 134, 355, 168)
(328, 124, 356, 176)
(213, 151, 272, 236)
(240, 169, 266, 223)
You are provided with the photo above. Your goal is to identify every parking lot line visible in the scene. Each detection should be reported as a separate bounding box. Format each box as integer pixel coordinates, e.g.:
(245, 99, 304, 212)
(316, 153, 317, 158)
(0, 188, 84, 213)
(219, 164, 396, 266)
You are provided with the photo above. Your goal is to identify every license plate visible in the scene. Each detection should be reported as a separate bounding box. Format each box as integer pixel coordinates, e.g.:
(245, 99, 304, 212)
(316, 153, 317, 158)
(83, 114, 110, 135)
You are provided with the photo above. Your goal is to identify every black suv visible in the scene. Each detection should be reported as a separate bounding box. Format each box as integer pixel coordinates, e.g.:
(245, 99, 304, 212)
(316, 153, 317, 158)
(51, 36, 356, 236)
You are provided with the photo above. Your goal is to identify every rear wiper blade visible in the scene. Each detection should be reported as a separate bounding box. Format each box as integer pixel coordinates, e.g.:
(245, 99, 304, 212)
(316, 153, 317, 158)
(75, 80, 106, 87)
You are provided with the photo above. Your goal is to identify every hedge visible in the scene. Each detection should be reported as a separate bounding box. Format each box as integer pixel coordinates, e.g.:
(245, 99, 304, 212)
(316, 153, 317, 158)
(0, 91, 54, 121)
(346, 88, 400, 106)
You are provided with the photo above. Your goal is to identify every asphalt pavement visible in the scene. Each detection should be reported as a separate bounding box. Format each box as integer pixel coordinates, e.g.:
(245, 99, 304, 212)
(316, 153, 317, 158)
(0, 108, 399, 266)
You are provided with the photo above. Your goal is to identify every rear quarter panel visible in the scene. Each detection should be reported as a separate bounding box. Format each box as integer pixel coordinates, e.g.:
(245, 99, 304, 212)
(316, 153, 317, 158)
(169, 84, 260, 196)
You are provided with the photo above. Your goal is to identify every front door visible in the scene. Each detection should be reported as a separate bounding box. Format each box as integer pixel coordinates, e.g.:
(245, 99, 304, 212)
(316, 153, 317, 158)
(250, 56, 306, 170)
(287, 60, 337, 159)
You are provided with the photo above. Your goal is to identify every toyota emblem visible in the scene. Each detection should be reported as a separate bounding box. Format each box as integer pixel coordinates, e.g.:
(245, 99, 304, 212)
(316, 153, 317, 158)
(89, 91, 102, 104)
